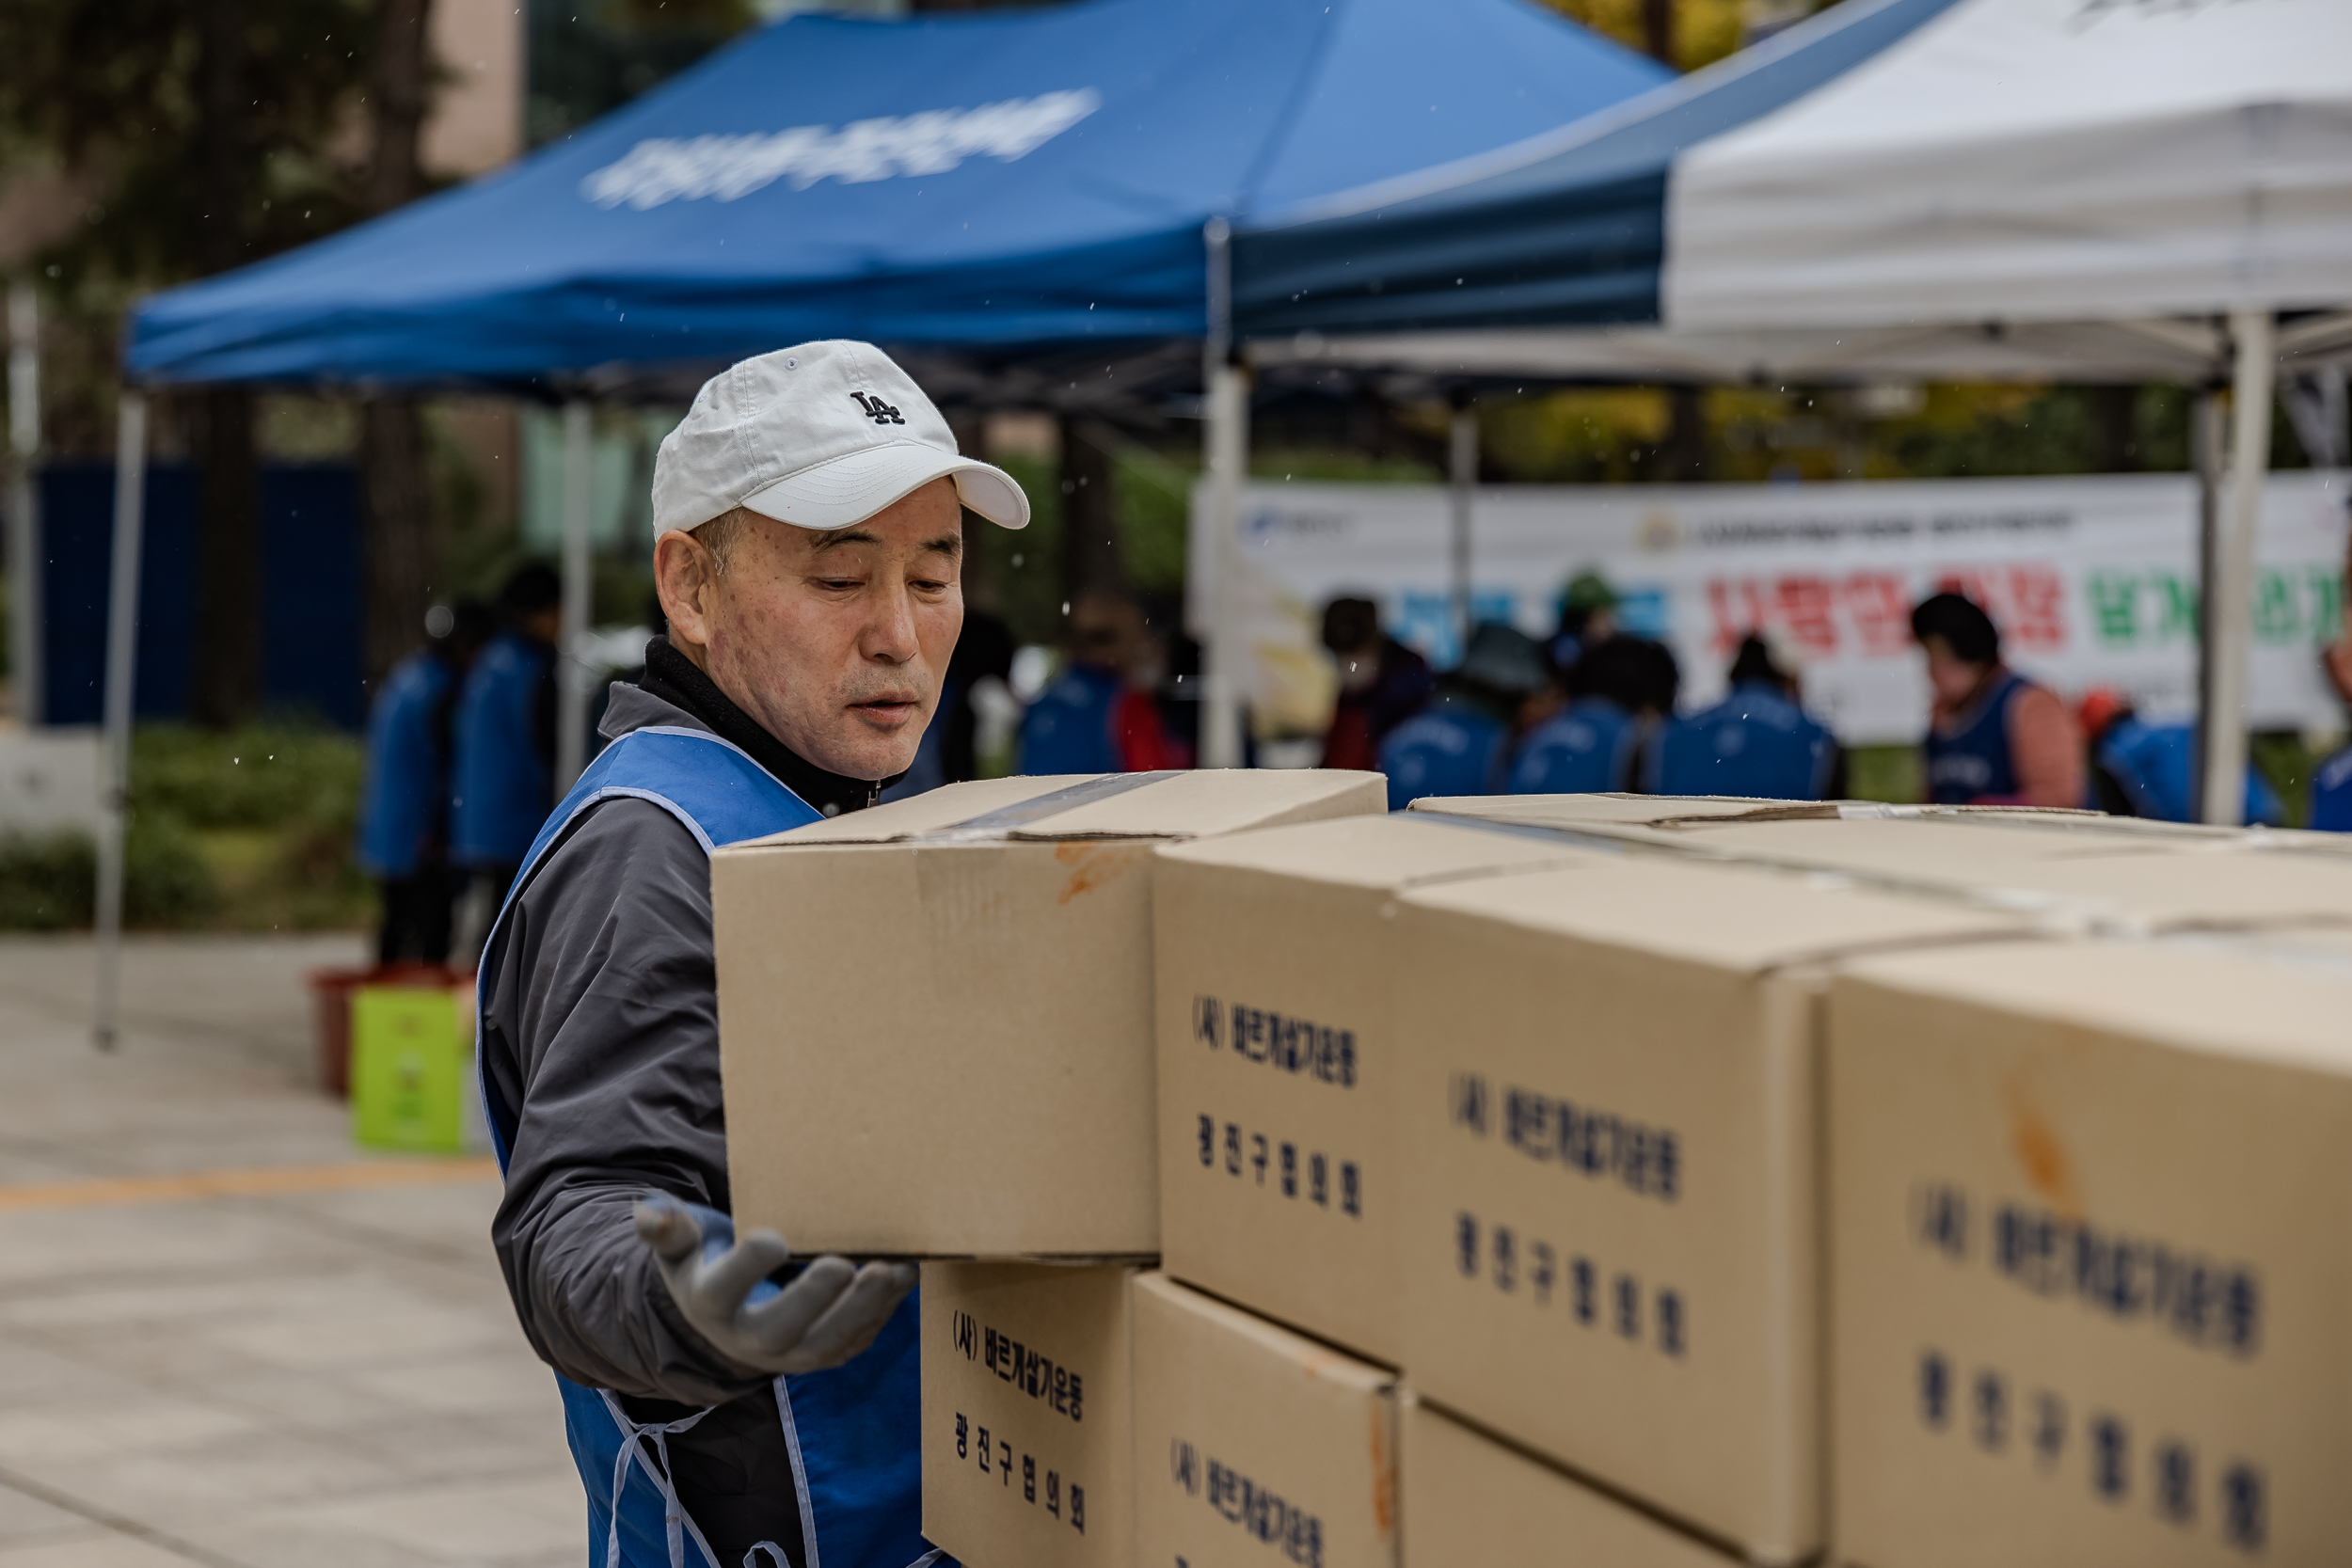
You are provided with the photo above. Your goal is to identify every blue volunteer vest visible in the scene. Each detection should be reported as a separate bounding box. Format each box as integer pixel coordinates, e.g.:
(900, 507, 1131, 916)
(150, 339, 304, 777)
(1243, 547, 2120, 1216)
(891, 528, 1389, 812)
(453, 632, 557, 867)
(357, 650, 453, 878)
(2096, 716, 2284, 827)
(1017, 664, 1123, 775)
(477, 724, 931, 1568)
(1922, 669, 2028, 804)
(1653, 683, 1833, 802)
(1508, 698, 1636, 795)
(2312, 745, 2352, 832)
(1378, 695, 1509, 810)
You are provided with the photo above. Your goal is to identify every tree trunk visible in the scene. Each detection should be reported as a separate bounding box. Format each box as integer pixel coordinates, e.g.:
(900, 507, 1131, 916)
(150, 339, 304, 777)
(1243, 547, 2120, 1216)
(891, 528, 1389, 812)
(1642, 0, 1676, 66)
(360, 0, 438, 689)
(361, 401, 436, 684)
(1058, 416, 1123, 607)
(2087, 385, 2141, 473)
(947, 411, 998, 614)
(189, 387, 262, 727)
(188, 0, 260, 728)
(1661, 384, 1708, 482)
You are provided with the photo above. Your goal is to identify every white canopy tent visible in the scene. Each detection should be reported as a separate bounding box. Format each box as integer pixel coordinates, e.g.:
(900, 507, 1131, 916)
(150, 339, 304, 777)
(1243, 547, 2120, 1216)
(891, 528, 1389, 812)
(1218, 0, 2352, 818)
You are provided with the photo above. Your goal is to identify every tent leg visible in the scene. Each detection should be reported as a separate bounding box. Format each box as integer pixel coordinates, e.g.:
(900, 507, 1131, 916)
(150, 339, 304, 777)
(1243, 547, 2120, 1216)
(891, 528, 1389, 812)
(92, 390, 147, 1053)
(1449, 399, 1477, 664)
(8, 281, 40, 727)
(556, 398, 593, 791)
(2190, 387, 2221, 819)
(1201, 359, 1250, 770)
(1200, 215, 1248, 771)
(2201, 310, 2274, 827)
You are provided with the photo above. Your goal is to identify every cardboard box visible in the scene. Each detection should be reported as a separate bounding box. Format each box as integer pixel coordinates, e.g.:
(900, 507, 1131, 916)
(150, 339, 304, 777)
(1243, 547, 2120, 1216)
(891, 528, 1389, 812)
(713, 770, 1384, 1257)
(1828, 934, 2352, 1567)
(1132, 1272, 1398, 1568)
(1412, 797, 2352, 934)
(1389, 856, 2035, 1563)
(1153, 813, 1601, 1365)
(1400, 1397, 1734, 1568)
(921, 1261, 1137, 1568)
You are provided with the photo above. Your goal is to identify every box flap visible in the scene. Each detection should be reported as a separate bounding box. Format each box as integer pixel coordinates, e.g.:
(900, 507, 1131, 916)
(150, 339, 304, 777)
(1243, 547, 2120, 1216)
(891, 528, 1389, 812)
(1135, 1273, 1393, 1395)
(1401, 855, 2033, 974)
(1156, 810, 1607, 891)
(1409, 794, 1843, 830)
(1412, 794, 2101, 833)
(1838, 936, 2352, 1075)
(736, 769, 1384, 849)
(734, 774, 1104, 847)
(1009, 768, 1385, 841)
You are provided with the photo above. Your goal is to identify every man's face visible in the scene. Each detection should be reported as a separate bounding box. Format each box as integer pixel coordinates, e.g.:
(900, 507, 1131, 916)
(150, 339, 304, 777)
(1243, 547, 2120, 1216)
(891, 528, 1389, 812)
(1920, 635, 1988, 707)
(658, 478, 964, 781)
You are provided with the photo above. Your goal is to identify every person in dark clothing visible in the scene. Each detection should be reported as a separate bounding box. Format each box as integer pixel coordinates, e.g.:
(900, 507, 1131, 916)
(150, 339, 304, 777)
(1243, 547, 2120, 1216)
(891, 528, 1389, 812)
(938, 607, 1015, 783)
(477, 341, 1033, 1568)
(1319, 595, 1435, 771)
(1548, 570, 1621, 673)
(358, 599, 495, 965)
(1912, 591, 2082, 807)
(452, 563, 564, 917)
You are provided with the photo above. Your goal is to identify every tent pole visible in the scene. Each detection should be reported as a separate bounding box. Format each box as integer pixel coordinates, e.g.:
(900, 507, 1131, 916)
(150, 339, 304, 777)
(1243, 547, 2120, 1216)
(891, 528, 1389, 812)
(2190, 385, 2221, 820)
(92, 389, 147, 1053)
(557, 398, 593, 791)
(1200, 217, 1248, 770)
(2201, 309, 2274, 827)
(8, 281, 40, 728)
(1449, 396, 1477, 663)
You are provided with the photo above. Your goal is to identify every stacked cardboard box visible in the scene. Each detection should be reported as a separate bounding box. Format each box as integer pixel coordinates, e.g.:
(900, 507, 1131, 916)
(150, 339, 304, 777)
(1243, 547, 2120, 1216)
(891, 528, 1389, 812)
(1828, 926, 2352, 1565)
(724, 783, 2352, 1567)
(712, 769, 1384, 1258)
(714, 770, 1382, 1568)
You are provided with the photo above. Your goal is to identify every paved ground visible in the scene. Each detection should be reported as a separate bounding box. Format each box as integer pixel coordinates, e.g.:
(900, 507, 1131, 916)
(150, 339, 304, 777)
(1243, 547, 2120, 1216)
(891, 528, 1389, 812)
(0, 935, 580, 1568)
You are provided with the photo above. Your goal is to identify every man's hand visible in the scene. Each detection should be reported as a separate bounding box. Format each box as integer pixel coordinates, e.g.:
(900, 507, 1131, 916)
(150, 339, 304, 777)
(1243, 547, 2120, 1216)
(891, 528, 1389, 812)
(634, 1194, 916, 1376)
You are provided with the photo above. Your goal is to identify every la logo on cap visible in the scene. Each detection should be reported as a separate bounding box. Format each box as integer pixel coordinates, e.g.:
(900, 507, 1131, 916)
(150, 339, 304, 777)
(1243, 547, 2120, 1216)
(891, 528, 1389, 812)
(849, 391, 905, 427)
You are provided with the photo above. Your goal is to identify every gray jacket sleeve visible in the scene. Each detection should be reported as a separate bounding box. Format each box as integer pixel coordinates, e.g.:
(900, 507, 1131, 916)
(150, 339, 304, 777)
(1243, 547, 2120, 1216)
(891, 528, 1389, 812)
(483, 798, 771, 1406)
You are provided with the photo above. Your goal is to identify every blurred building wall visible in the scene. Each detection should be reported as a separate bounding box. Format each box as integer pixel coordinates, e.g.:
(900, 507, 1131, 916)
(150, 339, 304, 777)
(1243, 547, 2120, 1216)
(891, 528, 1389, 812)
(424, 0, 526, 180)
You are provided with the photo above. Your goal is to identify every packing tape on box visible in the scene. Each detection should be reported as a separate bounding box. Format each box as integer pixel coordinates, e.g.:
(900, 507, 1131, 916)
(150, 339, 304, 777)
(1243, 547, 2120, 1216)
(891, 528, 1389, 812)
(913, 771, 1187, 844)
(1406, 806, 2161, 944)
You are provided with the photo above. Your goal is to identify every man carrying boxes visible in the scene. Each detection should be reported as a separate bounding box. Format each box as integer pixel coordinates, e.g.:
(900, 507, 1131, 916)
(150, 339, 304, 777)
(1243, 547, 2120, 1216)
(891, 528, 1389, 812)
(475, 341, 1032, 1568)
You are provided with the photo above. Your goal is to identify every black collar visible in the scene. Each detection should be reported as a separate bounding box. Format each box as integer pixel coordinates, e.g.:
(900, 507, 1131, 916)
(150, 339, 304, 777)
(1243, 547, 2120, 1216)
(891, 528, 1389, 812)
(637, 637, 899, 817)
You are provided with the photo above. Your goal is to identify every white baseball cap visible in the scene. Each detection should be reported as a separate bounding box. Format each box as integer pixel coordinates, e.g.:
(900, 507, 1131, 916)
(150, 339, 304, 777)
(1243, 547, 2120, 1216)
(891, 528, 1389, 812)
(652, 341, 1029, 537)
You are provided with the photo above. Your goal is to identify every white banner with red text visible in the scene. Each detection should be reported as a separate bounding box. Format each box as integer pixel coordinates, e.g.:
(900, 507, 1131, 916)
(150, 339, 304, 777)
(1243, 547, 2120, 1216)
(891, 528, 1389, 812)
(1187, 471, 2349, 747)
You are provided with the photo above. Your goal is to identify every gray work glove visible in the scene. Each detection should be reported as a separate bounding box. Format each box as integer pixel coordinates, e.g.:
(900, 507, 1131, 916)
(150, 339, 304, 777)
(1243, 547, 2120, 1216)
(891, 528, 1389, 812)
(634, 1194, 916, 1376)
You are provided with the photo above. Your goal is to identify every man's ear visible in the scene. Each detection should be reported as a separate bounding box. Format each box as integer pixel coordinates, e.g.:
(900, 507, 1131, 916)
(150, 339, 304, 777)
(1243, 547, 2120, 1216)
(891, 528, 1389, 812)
(654, 530, 721, 655)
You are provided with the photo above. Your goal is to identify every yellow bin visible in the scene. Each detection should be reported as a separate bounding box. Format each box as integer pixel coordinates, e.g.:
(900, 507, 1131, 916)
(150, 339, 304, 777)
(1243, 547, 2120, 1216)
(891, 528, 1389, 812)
(351, 983, 476, 1152)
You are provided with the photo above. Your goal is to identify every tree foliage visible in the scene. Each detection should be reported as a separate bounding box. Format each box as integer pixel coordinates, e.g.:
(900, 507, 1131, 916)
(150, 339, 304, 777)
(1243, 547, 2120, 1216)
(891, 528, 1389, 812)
(0, 0, 379, 289)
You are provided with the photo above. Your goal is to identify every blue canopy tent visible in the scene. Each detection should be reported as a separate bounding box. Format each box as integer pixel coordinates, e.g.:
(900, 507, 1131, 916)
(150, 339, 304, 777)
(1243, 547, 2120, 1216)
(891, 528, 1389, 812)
(127, 0, 1669, 388)
(81, 0, 1672, 1041)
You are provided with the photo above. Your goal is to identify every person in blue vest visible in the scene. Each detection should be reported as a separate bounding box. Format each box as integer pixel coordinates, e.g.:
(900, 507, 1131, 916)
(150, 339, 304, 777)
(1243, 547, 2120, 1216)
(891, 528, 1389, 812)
(1380, 621, 1549, 809)
(1509, 631, 1649, 794)
(452, 562, 564, 914)
(2077, 689, 2284, 826)
(1912, 592, 2084, 807)
(2312, 744, 2352, 831)
(1017, 588, 1194, 773)
(1652, 634, 1836, 801)
(476, 341, 1030, 1568)
(356, 598, 494, 964)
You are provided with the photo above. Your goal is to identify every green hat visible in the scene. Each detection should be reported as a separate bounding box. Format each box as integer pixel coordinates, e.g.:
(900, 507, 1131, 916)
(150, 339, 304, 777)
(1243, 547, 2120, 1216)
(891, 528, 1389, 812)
(1563, 570, 1619, 612)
